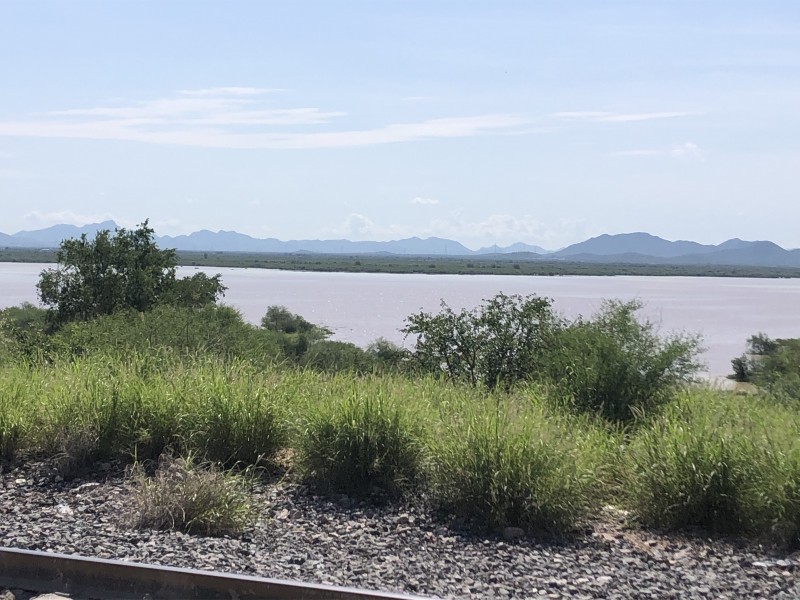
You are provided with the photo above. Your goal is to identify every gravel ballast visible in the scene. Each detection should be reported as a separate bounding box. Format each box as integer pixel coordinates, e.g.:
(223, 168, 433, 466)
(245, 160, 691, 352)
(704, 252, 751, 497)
(1, 461, 798, 599)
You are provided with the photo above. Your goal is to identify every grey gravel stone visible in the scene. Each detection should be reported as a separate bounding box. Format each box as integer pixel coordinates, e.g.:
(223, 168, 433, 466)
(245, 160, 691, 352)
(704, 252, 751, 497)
(1, 460, 799, 599)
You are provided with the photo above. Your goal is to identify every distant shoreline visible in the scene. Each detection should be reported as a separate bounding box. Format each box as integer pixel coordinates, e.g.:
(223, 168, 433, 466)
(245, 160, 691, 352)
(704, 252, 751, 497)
(3, 248, 800, 278)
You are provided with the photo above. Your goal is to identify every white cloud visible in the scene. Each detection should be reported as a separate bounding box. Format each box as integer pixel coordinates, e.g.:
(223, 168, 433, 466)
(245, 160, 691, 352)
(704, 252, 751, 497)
(22, 210, 120, 229)
(321, 213, 408, 241)
(669, 142, 704, 159)
(0, 89, 531, 149)
(613, 142, 705, 160)
(178, 87, 283, 96)
(553, 111, 695, 123)
(320, 212, 597, 249)
(411, 197, 439, 205)
(421, 214, 596, 249)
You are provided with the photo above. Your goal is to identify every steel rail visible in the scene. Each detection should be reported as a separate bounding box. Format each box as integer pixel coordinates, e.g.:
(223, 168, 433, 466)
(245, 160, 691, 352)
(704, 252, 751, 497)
(0, 547, 430, 600)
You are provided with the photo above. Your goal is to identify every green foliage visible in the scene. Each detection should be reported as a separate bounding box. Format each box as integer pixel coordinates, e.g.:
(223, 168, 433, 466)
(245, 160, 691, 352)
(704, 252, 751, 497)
(404, 293, 561, 389)
(37, 221, 225, 327)
(160, 272, 227, 309)
(622, 392, 800, 539)
(732, 334, 800, 400)
(0, 303, 51, 362)
(366, 338, 410, 372)
(129, 453, 256, 536)
(298, 390, 425, 496)
(50, 304, 283, 363)
(262, 305, 331, 338)
(545, 300, 702, 422)
(429, 398, 613, 533)
(406, 294, 702, 422)
(297, 340, 374, 374)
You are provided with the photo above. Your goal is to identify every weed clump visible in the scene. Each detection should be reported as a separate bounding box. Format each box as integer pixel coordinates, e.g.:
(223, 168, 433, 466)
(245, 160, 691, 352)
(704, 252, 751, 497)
(298, 391, 424, 497)
(430, 400, 612, 533)
(128, 454, 256, 536)
(622, 392, 800, 541)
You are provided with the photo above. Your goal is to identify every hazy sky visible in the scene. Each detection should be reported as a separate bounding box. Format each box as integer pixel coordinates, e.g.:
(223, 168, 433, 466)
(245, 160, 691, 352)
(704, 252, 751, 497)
(1, 1, 799, 250)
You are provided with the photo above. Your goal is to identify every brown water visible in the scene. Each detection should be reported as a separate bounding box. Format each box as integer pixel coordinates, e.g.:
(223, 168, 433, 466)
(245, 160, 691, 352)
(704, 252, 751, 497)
(4, 262, 800, 377)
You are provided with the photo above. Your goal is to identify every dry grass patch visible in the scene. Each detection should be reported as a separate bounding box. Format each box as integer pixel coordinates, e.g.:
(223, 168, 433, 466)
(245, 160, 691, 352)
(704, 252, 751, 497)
(128, 453, 257, 536)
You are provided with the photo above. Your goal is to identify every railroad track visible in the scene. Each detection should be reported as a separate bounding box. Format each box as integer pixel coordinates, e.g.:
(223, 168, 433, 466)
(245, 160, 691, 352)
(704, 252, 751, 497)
(0, 547, 428, 600)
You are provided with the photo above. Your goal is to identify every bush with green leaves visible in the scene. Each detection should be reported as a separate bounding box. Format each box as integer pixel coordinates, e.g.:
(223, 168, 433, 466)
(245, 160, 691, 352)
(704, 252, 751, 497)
(37, 220, 225, 327)
(544, 300, 702, 422)
(731, 333, 800, 401)
(298, 390, 425, 496)
(261, 305, 331, 338)
(622, 391, 800, 539)
(296, 340, 375, 374)
(405, 294, 702, 422)
(404, 293, 562, 389)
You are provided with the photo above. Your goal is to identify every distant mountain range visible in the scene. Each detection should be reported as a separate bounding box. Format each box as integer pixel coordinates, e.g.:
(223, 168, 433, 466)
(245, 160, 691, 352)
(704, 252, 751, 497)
(3, 222, 800, 268)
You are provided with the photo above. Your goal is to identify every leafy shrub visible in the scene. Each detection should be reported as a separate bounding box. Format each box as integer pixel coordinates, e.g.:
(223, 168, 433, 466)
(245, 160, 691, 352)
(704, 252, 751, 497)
(262, 305, 331, 338)
(297, 340, 374, 374)
(298, 391, 424, 496)
(37, 221, 225, 327)
(430, 400, 611, 533)
(366, 338, 409, 372)
(732, 334, 800, 401)
(405, 295, 702, 422)
(128, 454, 256, 536)
(622, 391, 800, 539)
(404, 293, 562, 389)
(544, 300, 702, 422)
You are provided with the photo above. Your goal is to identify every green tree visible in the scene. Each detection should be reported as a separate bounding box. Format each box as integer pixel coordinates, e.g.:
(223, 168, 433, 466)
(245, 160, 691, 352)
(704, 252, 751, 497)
(403, 293, 562, 389)
(545, 300, 702, 422)
(261, 305, 331, 338)
(37, 220, 225, 326)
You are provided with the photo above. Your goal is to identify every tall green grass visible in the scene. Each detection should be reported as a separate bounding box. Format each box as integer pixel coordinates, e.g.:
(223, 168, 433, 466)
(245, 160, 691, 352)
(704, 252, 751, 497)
(4, 341, 800, 541)
(0, 352, 290, 472)
(429, 393, 617, 532)
(622, 391, 800, 540)
(297, 379, 427, 496)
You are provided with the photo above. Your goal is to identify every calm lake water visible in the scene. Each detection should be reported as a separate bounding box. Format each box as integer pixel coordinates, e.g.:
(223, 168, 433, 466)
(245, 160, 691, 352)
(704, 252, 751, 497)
(3, 262, 800, 377)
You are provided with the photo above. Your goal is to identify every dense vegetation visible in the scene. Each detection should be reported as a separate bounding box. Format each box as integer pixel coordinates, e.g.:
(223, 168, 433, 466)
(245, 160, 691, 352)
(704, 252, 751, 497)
(2, 223, 800, 545)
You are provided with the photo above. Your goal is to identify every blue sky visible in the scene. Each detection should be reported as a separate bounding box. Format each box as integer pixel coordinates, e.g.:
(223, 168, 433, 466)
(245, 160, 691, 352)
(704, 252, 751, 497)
(1, 1, 799, 250)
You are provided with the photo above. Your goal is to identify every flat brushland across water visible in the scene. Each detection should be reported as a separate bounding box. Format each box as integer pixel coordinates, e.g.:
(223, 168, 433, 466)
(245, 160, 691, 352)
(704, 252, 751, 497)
(3, 246, 800, 277)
